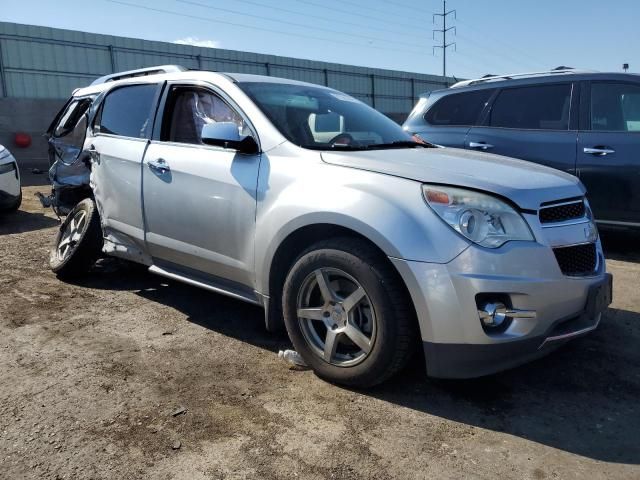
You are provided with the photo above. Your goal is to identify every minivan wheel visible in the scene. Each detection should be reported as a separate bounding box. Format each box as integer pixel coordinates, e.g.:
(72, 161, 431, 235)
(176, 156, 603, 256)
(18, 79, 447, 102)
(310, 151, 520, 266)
(50, 198, 103, 279)
(282, 238, 416, 388)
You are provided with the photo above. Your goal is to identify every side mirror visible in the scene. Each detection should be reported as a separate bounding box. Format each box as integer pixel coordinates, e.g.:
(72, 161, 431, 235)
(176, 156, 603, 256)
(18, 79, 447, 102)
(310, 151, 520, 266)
(201, 122, 259, 154)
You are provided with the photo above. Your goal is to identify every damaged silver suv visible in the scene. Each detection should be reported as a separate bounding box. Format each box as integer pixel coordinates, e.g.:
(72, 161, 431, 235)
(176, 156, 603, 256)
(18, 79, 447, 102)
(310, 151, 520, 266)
(44, 65, 612, 387)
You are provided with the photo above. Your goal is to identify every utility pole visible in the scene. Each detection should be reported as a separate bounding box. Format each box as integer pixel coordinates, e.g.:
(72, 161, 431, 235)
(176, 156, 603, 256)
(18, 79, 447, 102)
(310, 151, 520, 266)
(433, 0, 456, 85)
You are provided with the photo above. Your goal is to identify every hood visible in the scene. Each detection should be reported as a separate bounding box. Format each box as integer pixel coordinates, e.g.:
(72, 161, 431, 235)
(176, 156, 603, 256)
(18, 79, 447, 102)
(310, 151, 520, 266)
(321, 147, 584, 210)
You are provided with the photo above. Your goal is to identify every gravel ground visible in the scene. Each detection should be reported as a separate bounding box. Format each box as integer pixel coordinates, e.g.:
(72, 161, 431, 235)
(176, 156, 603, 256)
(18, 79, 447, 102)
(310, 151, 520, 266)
(1, 182, 639, 480)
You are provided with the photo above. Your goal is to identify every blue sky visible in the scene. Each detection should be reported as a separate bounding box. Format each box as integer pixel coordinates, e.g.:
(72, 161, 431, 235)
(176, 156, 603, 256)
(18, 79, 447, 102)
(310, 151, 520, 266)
(1, 0, 638, 79)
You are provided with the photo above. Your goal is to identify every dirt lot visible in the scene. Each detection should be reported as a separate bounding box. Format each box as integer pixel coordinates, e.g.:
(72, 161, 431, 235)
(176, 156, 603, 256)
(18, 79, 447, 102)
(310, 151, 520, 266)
(1, 181, 639, 480)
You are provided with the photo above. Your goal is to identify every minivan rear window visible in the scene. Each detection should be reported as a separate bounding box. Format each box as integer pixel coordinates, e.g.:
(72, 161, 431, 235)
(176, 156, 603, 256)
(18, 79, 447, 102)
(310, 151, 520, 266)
(489, 84, 571, 130)
(97, 84, 157, 138)
(425, 89, 494, 126)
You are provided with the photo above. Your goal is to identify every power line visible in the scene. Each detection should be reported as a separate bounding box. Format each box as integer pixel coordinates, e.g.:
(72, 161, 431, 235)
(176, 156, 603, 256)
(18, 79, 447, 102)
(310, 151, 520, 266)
(106, 0, 428, 56)
(176, 0, 421, 48)
(433, 0, 456, 82)
(206, 0, 420, 39)
(454, 17, 549, 70)
(294, 0, 426, 33)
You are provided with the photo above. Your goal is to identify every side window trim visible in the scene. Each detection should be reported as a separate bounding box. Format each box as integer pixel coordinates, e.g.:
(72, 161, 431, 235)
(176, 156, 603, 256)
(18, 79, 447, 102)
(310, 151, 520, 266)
(579, 81, 591, 131)
(483, 82, 573, 131)
(94, 82, 162, 140)
(476, 88, 500, 126)
(152, 80, 259, 149)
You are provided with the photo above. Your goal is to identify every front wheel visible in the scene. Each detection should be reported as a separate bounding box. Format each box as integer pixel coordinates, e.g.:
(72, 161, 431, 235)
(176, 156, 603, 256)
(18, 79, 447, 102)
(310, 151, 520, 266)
(50, 198, 103, 279)
(282, 238, 416, 388)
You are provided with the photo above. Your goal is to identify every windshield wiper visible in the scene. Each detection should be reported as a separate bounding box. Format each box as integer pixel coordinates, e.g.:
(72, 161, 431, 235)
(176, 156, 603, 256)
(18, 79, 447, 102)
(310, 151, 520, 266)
(365, 140, 434, 150)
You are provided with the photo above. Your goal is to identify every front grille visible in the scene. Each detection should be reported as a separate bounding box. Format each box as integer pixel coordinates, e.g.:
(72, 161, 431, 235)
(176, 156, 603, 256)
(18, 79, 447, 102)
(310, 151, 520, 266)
(553, 243, 598, 276)
(539, 200, 586, 224)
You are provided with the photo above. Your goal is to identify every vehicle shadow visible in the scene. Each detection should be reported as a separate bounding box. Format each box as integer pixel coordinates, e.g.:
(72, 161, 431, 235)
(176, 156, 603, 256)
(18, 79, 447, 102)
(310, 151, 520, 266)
(72, 261, 640, 465)
(0, 209, 59, 235)
(365, 306, 640, 465)
(601, 230, 640, 263)
(76, 259, 288, 353)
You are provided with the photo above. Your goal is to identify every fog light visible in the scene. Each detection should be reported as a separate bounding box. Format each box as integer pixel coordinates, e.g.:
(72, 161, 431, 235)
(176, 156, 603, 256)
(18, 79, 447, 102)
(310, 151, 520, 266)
(478, 302, 508, 327)
(478, 302, 537, 329)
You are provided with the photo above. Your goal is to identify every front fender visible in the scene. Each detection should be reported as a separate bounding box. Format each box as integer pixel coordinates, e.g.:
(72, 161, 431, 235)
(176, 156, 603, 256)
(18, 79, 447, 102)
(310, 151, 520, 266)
(254, 156, 469, 296)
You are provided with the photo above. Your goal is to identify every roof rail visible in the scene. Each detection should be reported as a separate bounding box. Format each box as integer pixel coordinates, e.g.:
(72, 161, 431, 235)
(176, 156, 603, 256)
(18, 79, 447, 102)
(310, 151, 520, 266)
(450, 68, 597, 89)
(90, 65, 188, 86)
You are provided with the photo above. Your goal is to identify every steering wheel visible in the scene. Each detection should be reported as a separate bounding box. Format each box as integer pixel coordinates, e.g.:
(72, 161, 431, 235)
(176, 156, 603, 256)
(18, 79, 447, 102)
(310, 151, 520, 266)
(328, 133, 355, 147)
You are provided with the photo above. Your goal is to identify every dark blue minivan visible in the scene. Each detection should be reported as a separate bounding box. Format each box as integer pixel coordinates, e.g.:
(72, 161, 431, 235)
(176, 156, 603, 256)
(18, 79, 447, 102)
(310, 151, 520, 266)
(403, 70, 640, 229)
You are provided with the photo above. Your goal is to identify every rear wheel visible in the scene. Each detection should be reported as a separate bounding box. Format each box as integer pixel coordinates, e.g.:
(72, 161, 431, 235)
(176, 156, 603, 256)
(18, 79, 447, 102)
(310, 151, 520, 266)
(282, 238, 416, 387)
(50, 198, 103, 279)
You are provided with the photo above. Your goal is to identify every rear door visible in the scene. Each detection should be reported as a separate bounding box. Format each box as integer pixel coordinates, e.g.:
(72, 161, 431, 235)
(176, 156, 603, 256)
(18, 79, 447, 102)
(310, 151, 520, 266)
(89, 82, 161, 249)
(465, 82, 578, 174)
(577, 80, 640, 226)
(405, 89, 494, 147)
(142, 82, 261, 288)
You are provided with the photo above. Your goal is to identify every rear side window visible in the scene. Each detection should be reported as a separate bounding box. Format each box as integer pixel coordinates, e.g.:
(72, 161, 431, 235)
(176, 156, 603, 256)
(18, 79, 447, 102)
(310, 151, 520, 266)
(98, 84, 157, 138)
(54, 98, 92, 138)
(425, 89, 494, 126)
(591, 82, 640, 132)
(489, 84, 571, 130)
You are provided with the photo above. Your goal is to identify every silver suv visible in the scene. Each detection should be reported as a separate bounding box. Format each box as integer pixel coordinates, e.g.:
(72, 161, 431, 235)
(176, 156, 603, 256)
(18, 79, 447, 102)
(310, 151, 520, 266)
(45, 66, 612, 387)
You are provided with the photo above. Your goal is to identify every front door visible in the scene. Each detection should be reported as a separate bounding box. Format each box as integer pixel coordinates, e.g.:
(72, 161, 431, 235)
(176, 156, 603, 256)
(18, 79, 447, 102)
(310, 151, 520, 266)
(142, 84, 261, 287)
(465, 83, 578, 175)
(577, 81, 640, 226)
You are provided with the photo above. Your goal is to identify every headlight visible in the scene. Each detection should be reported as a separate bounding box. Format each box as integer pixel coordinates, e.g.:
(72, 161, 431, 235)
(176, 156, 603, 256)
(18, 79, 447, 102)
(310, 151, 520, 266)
(423, 185, 534, 248)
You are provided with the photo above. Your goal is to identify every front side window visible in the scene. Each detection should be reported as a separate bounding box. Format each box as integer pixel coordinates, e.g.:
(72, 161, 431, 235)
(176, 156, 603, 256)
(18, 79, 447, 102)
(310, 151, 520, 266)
(425, 89, 494, 126)
(591, 82, 640, 132)
(161, 87, 247, 144)
(489, 84, 571, 130)
(98, 84, 157, 138)
(237, 81, 421, 150)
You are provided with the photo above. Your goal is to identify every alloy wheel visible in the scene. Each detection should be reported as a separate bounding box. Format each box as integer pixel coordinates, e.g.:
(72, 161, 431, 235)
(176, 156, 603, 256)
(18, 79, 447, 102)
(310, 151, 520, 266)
(57, 209, 87, 261)
(296, 267, 376, 367)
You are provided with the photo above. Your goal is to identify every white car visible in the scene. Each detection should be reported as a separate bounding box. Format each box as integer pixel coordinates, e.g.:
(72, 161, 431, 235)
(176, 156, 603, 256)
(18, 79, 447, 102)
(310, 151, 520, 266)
(0, 144, 21, 213)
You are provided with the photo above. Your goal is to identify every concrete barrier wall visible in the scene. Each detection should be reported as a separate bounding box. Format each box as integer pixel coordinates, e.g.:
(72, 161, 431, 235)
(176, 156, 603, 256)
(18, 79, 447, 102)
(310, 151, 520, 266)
(0, 98, 65, 169)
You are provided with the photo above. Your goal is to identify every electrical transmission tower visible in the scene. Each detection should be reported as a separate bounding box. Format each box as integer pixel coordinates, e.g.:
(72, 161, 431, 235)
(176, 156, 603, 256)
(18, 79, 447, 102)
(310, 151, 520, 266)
(433, 0, 456, 84)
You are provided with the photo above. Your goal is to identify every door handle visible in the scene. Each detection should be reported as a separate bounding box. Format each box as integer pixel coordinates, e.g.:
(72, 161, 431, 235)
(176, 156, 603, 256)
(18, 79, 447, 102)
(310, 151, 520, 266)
(584, 147, 615, 156)
(148, 158, 170, 174)
(469, 141, 494, 150)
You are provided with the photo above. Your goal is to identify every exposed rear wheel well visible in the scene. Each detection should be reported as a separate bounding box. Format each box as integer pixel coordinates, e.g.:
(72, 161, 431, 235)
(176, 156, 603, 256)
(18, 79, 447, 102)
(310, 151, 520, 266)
(266, 224, 417, 333)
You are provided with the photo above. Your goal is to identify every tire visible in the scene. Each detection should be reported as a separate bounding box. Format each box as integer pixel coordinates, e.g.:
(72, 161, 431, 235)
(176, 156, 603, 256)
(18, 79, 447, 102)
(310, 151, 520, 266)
(50, 197, 103, 279)
(7, 190, 22, 212)
(282, 237, 416, 388)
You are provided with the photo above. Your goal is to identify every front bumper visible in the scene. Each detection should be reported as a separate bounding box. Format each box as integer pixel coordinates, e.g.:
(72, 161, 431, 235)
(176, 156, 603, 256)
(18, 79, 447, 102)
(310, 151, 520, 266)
(0, 162, 21, 209)
(391, 240, 611, 379)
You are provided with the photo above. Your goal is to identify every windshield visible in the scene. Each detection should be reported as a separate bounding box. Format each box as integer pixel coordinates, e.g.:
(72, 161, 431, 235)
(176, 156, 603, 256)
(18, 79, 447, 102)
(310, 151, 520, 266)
(237, 81, 424, 150)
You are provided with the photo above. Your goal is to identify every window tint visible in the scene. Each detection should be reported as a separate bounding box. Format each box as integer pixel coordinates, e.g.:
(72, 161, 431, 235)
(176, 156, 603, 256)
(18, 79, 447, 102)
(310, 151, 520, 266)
(489, 84, 571, 130)
(425, 89, 494, 126)
(162, 87, 247, 144)
(591, 82, 640, 132)
(98, 84, 157, 138)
